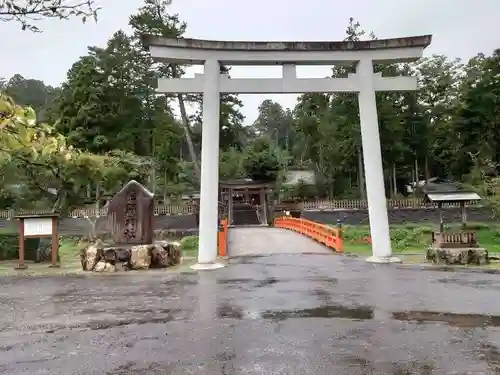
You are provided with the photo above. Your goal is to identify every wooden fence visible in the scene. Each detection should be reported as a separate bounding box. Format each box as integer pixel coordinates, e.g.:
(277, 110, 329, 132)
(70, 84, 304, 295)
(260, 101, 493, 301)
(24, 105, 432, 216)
(301, 198, 482, 210)
(0, 198, 482, 220)
(0, 204, 197, 220)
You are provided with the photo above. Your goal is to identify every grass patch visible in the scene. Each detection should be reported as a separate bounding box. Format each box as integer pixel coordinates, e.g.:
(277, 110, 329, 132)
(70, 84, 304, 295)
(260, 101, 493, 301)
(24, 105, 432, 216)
(0, 237, 81, 276)
(180, 235, 198, 258)
(342, 222, 500, 255)
(58, 237, 81, 267)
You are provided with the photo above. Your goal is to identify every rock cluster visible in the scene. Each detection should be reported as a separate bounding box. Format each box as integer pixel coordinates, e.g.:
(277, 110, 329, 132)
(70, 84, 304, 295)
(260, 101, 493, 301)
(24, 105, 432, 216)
(426, 247, 489, 265)
(80, 239, 181, 272)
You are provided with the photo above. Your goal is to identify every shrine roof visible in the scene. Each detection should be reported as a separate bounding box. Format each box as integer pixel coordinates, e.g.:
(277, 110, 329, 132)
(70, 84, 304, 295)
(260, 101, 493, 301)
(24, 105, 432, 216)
(220, 179, 274, 190)
(14, 213, 59, 219)
(425, 191, 482, 203)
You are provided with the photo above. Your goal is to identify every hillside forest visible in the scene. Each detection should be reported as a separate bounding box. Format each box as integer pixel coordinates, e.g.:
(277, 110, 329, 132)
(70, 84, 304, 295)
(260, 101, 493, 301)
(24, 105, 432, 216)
(2, 0, 500, 213)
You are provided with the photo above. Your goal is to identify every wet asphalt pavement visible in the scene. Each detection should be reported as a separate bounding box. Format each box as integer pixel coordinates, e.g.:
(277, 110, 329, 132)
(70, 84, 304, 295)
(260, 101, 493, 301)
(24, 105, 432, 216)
(2, 253, 500, 374)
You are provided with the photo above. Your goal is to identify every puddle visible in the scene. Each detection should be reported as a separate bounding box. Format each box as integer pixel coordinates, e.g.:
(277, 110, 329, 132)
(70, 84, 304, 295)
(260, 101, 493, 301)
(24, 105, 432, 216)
(163, 278, 198, 286)
(261, 305, 374, 321)
(312, 288, 333, 305)
(435, 278, 500, 289)
(217, 277, 279, 288)
(306, 276, 338, 284)
(6, 308, 185, 334)
(217, 278, 252, 285)
(79, 307, 175, 316)
(107, 362, 175, 375)
(79, 314, 179, 331)
(229, 255, 267, 264)
(254, 277, 279, 287)
(393, 310, 500, 327)
(217, 303, 244, 319)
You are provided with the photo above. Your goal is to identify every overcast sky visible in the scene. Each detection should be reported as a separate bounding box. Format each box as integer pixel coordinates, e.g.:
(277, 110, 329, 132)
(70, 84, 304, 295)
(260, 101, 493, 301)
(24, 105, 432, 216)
(2, 0, 500, 124)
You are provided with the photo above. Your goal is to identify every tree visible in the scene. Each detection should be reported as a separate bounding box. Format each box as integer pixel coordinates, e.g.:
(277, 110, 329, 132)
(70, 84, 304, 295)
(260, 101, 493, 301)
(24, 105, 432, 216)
(0, 0, 99, 31)
(3, 74, 60, 121)
(130, 0, 201, 179)
(412, 55, 464, 180)
(52, 30, 167, 155)
(292, 18, 377, 199)
(0, 94, 147, 212)
(243, 137, 282, 182)
(252, 99, 294, 152)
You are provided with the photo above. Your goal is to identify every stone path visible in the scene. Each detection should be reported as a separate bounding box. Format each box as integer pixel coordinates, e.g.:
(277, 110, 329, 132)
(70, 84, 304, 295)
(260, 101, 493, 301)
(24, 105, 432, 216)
(228, 227, 332, 257)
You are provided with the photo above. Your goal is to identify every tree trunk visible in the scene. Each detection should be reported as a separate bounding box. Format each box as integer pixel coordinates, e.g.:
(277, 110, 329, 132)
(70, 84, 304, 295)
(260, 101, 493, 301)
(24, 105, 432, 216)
(163, 171, 168, 202)
(414, 157, 419, 186)
(392, 162, 397, 197)
(95, 183, 100, 211)
(177, 94, 201, 180)
(424, 154, 430, 184)
(169, 65, 201, 181)
(357, 147, 365, 199)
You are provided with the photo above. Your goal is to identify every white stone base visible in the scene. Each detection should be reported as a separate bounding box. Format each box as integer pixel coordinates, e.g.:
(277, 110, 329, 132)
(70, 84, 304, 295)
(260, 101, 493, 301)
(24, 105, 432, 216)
(190, 262, 226, 271)
(366, 255, 402, 264)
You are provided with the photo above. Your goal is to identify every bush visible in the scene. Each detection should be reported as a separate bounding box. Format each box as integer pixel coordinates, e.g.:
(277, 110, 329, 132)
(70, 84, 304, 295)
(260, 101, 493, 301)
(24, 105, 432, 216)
(343, 225, 434, 252)
(0, 234, 40, 261)
(180, 235, 198, 257)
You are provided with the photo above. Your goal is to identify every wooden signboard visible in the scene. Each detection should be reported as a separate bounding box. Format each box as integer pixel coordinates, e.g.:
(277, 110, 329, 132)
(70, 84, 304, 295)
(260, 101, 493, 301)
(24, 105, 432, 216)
(15, 214, 59, 269)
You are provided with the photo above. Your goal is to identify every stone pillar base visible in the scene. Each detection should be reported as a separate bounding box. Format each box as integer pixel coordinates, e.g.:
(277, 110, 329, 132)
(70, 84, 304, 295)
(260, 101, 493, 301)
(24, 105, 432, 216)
(190, 262, 225, 271)
(366, 256, 402, 264)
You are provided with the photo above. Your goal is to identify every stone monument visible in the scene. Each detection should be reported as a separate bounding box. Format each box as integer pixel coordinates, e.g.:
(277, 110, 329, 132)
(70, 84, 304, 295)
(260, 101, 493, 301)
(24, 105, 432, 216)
(80, 180, 181, 272)
(107, 180, 154, 245)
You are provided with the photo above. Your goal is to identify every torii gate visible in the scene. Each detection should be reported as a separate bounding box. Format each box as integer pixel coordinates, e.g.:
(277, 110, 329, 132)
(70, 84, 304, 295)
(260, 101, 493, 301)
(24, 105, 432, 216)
(142, 35, 432, 269)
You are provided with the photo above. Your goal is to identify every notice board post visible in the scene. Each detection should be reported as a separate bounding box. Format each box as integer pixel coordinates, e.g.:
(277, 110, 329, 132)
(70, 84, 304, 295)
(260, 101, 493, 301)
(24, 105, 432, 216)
(15, 214, 60, 269)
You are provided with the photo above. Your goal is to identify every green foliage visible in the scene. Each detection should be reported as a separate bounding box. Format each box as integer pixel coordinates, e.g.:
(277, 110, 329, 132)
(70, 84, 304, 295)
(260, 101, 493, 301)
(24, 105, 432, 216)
(344, 223, 500, 253)
(4, 11, 500, 203)
(180, 235, 198, 257)
(0, 234, 39, 260)
(243, 137, 282, 182)
(0, 0, 99, 32)
(0, 93, 148, 212)
(289, 18, 500, 199)
(220, 147, 245, 180)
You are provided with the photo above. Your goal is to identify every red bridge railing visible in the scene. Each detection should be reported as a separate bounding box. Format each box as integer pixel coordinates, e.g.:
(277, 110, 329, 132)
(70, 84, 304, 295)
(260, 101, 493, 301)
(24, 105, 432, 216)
(218, 218, 229, 257)
(274, 217, 343, 253)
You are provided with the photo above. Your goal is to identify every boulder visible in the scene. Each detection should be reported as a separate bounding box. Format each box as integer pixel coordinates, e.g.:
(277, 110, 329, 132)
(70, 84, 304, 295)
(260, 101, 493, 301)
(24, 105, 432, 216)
(426, 247, 489, 265)
(150, 241, 181, 267)
(94, 260, 116, 272)
(130, 244, 152, 270)
(170, 241, 181, 265)
(82, 239, 104, 271)
(103, 248, 117, 265)
(469, 248, 489, 265)
(151, 243, 170, 268)
(115, 247, 132, 263)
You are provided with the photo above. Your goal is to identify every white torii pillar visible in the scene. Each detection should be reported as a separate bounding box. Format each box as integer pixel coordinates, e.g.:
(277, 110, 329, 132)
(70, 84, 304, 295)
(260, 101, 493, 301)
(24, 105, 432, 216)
(191, 59, 225, 271)
(357, 60, 398, 263)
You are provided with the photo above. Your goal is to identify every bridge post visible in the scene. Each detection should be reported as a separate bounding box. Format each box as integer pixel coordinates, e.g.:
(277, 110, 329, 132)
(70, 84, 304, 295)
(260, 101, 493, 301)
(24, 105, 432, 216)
(192, 59, 225, 270)
(357, 59, 400, 263)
